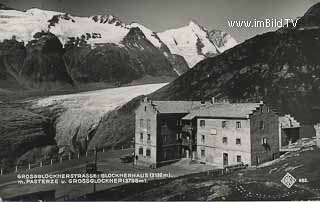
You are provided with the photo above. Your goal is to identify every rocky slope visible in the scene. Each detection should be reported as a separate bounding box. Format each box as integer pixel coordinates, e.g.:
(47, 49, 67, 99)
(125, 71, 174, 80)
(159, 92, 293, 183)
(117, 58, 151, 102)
(92, 2, 320, 150)
(0, 102, 56, 169)
(152, 13, 320, 125)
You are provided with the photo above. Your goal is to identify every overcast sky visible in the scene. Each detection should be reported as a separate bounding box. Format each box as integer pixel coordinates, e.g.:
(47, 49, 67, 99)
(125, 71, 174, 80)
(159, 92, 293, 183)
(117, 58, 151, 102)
(2, 0, 319, 42)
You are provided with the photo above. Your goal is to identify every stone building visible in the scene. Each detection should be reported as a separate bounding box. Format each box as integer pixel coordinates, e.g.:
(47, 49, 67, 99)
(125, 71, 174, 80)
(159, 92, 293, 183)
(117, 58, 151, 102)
(181, 101, 280, 167)
(135, 97, 282, 168)
(134, 97, 203, 168)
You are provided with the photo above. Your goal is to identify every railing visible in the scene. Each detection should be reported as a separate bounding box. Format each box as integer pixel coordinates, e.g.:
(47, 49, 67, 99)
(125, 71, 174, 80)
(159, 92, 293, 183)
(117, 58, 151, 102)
(0, 145, 134, 176)
(181, 139, 193, 146)
(182, 125, 193, 132)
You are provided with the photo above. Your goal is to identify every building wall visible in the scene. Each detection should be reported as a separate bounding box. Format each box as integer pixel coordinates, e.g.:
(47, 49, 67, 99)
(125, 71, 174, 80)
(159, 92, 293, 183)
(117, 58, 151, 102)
(250, 104, 279, 166)
(195, 118, 251, 167)
(134, 100, 157, 167)
(157, 114, 185, 164)
(315, 123, 320, 148)
(280, 128, 300, 147)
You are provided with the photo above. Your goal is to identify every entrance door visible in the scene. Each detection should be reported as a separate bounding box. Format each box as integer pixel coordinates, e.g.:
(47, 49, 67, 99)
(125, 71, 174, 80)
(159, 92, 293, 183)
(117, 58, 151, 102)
(223, 153, 228, 166)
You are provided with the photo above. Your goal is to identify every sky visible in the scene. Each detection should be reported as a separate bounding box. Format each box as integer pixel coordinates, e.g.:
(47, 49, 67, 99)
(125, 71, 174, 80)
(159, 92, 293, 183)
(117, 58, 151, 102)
(1, 0, 319, 42)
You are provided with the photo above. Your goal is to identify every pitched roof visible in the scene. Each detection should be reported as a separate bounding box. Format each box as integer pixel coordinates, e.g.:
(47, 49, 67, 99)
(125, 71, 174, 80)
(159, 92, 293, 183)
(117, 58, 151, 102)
(151, 101, 203, 114)
(279, 115, 300, 128)
(182, 103, 262, 120)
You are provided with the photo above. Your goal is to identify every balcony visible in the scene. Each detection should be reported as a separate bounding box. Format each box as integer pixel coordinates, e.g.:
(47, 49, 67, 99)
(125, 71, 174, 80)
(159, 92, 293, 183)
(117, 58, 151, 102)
(182, 125, 194, 133)
(181, 138, 193, 146)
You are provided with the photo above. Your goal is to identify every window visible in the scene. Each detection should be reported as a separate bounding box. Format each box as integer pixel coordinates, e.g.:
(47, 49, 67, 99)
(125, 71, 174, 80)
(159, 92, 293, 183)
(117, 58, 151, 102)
(210, 128, 217, 135)
(261, 137, 268, 145)
(140, 133, 143, 140)
(201, 135, 205, 143)
(147, 119, 151, 130)
(176, 133, 179, 140)
(236, 121, 241, 129)
(201, 149, 205, 157)
(236, 138, 241, 145)
(138, 147, 143, 155)
(144, 106, 147, 111)
(259, 121, 264, 130)
(237, 155, 242, 163)
(140, 119, 144, 128)
(222, 121, 227, 128)
(147, 134, 151, 141)
(223, 137, 228, 144)
(266, 106, 270, 113)
(200, 120, 206, 128)
(146, 149, 151, 157)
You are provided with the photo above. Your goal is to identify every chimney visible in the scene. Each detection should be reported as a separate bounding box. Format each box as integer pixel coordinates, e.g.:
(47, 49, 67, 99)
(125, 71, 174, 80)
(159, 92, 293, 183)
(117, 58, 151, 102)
(211, 97, 215, 104)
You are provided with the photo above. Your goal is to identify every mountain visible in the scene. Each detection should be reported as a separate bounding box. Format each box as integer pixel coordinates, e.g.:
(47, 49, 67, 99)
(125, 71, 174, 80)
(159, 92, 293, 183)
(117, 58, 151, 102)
(88, 2, 320, 151)
(158, 21, 237, 67)
(152, 8, 320, 125)
(208, 29, 238, 52)
(0, 6, 237, 93)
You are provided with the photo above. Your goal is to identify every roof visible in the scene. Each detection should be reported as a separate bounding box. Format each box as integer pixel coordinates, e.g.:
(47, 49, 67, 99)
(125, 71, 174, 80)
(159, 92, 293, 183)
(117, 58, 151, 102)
(182, 103, 262, 120)
(279, 115, 300, 128)
(151, 101, 203, 114)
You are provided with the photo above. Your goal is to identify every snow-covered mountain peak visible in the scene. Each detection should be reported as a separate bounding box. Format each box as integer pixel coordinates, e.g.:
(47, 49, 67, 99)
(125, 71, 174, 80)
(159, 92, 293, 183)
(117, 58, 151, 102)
(158, 22, 219, 67)
(0, 5, 237, 69)
(129, 22, 162, 48)
(188, 20, 206, 30)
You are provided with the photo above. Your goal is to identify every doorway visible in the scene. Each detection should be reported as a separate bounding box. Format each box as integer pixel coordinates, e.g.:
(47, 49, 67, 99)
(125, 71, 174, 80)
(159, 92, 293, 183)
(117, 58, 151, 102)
(186, 149, 189, 158)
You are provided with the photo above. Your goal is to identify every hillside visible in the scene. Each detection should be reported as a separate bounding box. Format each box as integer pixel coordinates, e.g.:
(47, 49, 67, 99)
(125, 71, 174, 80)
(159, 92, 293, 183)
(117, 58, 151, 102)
(152, 24, 320, 124)
(92, 3, 320, 151)
(0, 102, 56, 170)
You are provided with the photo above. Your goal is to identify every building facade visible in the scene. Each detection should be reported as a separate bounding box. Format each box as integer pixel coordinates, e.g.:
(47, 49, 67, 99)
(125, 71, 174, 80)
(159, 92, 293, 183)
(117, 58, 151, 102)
(135, 97, 292, 168)
(182, 102, 280, 167)
(134, 97, 203, 168)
